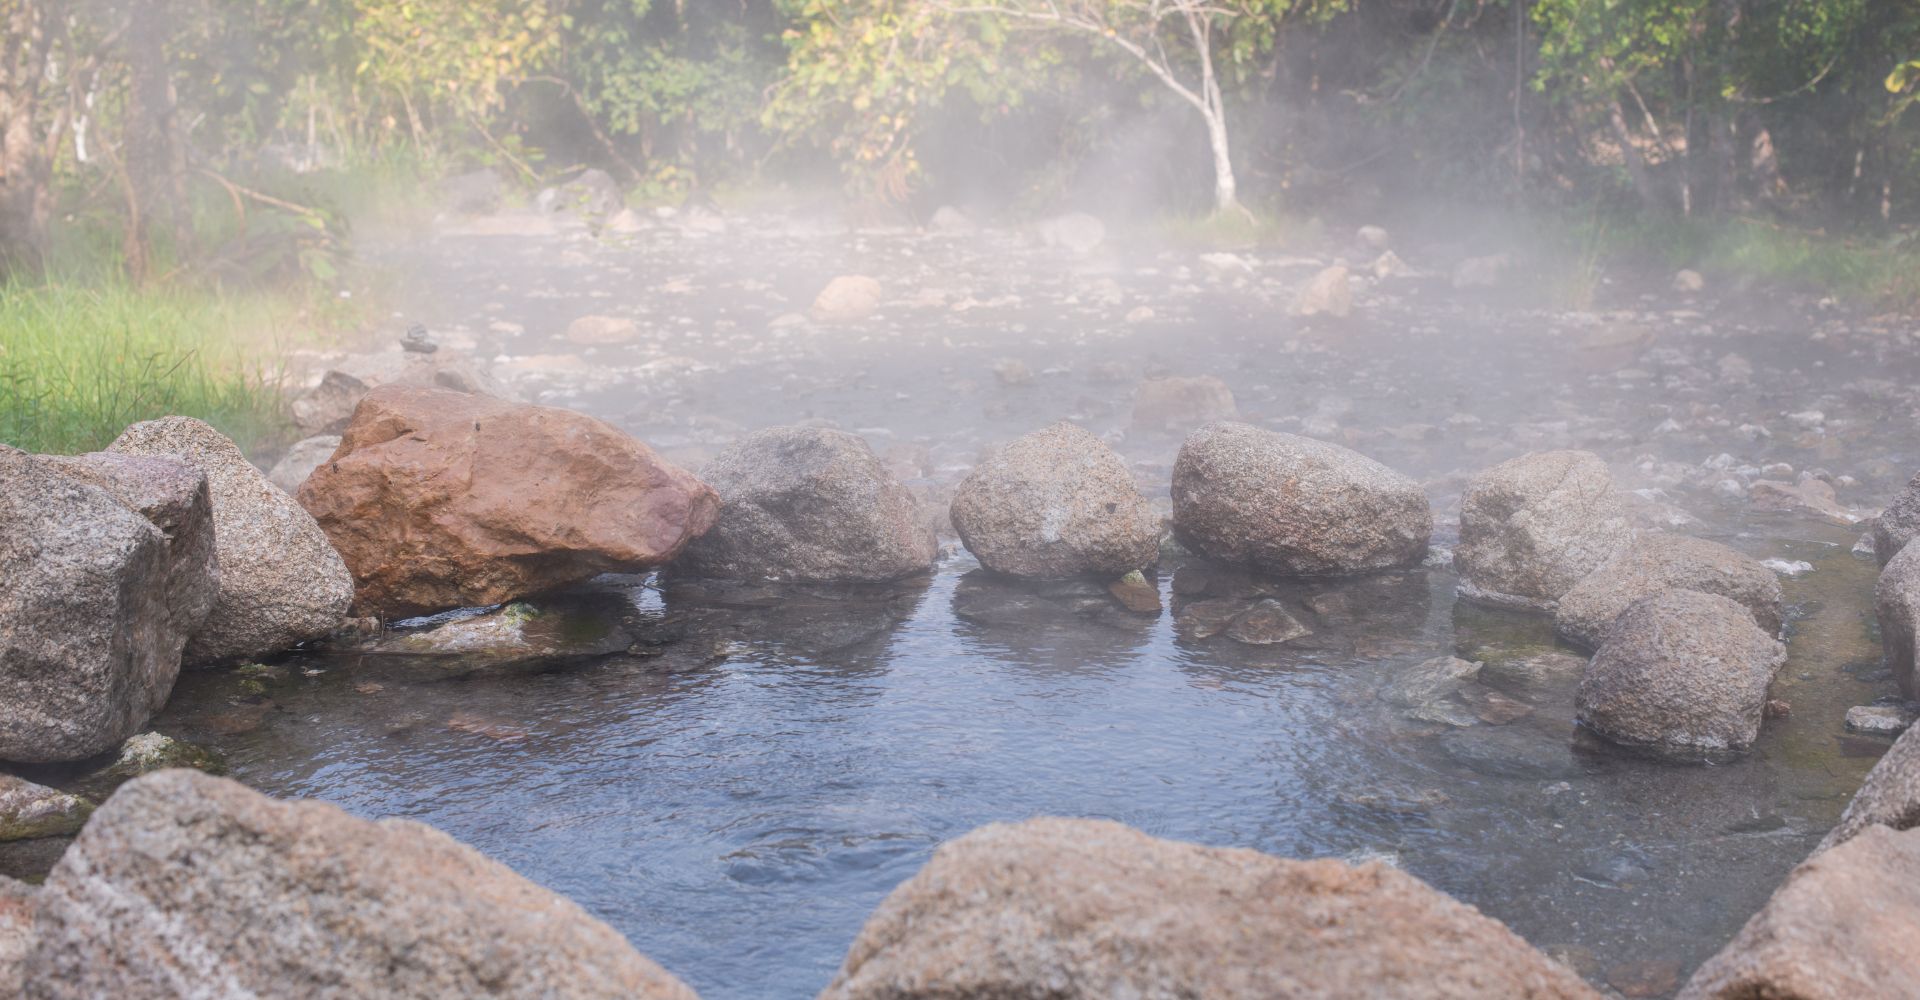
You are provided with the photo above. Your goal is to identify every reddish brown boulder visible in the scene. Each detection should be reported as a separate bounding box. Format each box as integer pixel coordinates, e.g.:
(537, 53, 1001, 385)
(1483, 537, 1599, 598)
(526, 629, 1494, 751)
(298, 386, 718, 618)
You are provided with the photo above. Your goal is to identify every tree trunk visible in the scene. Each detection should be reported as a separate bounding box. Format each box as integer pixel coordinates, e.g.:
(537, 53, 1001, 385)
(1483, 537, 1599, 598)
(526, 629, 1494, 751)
(1608, 96, 1666, 216)
(1203, 107, 1239, 216)
(0, 0, 53, 278)
(124, 0, 187, 277)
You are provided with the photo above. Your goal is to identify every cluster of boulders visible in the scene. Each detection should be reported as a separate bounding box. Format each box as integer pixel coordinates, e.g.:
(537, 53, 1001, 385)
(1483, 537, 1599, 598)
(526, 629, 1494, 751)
(0, 771, 1606, 1000)
(1452, 449, 1789, 755)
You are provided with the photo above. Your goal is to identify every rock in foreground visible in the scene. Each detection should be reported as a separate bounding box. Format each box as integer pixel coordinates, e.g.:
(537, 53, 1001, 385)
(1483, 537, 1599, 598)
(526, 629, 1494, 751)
(0, 449, 184, 762)
(822, 817, 1598, 1000)
(109, 417, 352, 661)
(951, 422, 1159, 579)
(299, 386, 718, 618)
(24, 770, 699, 1000)
(678, 427, 935, 583)
(1879, 542, 1920, 700)
(1576, 589, 1786, 754)
(1172, 422, 1431, 576)
(1456, 451, 1635, 611)
(1678, 824, 1920, 1000)
(1553, 532, 1783, 648)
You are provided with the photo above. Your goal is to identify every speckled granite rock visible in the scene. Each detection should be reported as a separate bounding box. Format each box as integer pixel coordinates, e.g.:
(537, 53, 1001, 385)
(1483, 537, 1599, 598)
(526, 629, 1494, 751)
(1456, 451, 1635, 611)
(951, 422, 1159, 579)
(1554, 532, 1783, 648)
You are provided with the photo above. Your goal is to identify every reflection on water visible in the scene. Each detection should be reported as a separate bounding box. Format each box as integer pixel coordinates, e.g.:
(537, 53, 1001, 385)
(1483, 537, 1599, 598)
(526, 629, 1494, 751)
(111, 538, 1882, 1000)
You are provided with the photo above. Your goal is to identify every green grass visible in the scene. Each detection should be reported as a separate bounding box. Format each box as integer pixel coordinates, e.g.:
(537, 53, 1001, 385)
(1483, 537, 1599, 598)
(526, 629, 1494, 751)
(0, 280, 299, 457)
(1152, 206, 1322, 251)
(1566, 213, 1920, 308)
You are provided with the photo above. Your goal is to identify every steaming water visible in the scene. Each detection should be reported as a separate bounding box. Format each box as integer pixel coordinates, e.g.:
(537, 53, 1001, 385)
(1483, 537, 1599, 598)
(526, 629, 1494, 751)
(37, 214, 1920, 998)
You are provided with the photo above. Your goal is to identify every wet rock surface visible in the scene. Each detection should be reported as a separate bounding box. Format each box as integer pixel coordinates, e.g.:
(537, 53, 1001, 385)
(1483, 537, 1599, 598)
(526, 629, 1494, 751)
(1679, 824, 1920, 1000)
(1819, 721, 1920, 853)
(1877, 541, 1920, 699)
(0, 775, 91, 842)
(1172, 422, 1431, 576)
(345, 598, 635, 681)
(299, 385, 717, 617)
(678, 427, 934, 583)
(822, 817, 1599, 1000)
(950, 422, 1158, 579)
(1554, 532, 1784, 648)
(1577, 590, 1787, 754)
(109, 416, 352, 662)
(1457, 451, 1636, 611)
(23, 770, 700, 1000)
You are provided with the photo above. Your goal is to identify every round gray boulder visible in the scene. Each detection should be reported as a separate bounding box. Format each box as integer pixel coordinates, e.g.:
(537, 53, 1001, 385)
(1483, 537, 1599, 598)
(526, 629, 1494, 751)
(1456, 450, 1635, 611)
(1171, 422, 1431, 576)
(1576, 589, 1787, 754)
(109, 416, 352, 663)
(678, 427, 936, 582)
(951, 422, 1158, 579)
(1554, 532, 1784, 648)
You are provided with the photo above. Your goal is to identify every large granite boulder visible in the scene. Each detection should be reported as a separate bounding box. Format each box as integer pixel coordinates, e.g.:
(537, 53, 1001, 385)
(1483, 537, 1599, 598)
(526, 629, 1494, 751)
(1576, 589, 1786, 754)
(677, 427, 935, 583)
(1554, 532, 1783, 648)
(822, 817, 1598, 1000)
(109, 417, 352, 661)
(951, 422, 1159, 579)
(1874, 470, 1920, 565)
(1, 449, 184, 761)
(1820, 711, 1920, 853)
(1171, 422, 1431, 576)
(298, 386, 718, 619)
(1456, 450, 1635, 611)
(23, 770, 698, 1000)
(1678, 824, 1920, 1000)
(1878, 541, 1920, 700)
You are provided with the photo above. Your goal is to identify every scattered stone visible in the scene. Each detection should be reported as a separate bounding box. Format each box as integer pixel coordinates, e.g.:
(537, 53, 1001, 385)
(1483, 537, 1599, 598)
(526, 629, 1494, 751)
(1107, 571, 1162, 614)
(1357, 224, 1391, 250)
(0, 774, 91, 841)
(1760, 558, 1813, 577)
(1576, 589, 1786, 754)
(1371, 250, 1414, 279)
(1480, 651, 1588, 699)
(0, 449, 196, 762)
(1877, 541, 1920, 700)
(1172, 422, 1432, 577)
(820, 817, 1600, 1000)
(266, 435, 341, 494)
(1456, 450, 1636, 611)
(1679, 825, 1920, 1000)
(1749, 477, 1859, 525)
(811, 275, 884, 323)
(1873, 470, 1920, 565)
(1819, 719, 1920, 853)
(1130, 376, 1237, 433)
(1035, 212, 1105, 253)
(1847, 704, 1917, 736)
(989, 358, 1032, 385)
(1451, 253, 1511, 289)
(1765, 698, 1792, 719)
(349, 601, 633, 680)
(1223, 599, 1311, 645)
(951, 422, 1160, 579)
(1380, 657, 1482, 711)
(678, 426, 934, 583)
(565, 315, 640, 345)
(1553, 532, 1784, 648)
(109, 417, 353, 661)
(547, 167, 622, 225)
(1672, 269, 1706, 293)
(23, 770, 698, 1000)
(290, 351, 513, 436)
(1292, 265, 1353, 318)
(298, 386, 717, 618)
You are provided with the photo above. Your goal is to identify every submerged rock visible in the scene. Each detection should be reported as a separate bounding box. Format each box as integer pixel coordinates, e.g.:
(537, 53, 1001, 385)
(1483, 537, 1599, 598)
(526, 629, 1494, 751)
(0, 449, 191, 762)
(678, 427, 935, 583)
(351, 601, 633, 680)
(1748, 477, 1859, 525)
(1553, 532, 1783, 648)
(1576, 590, 1786, 754)
(1456, 451, 1635, 611)
(1679, 825, 1920, 1000)
(298, 386, 717, 618)
(1171, 422, 1431, 576)
(109, 417, 352, 662)
(810, 275, 883, 323)
(23, 770, 698, 1000)
(1223, 599, 1311, 645)
(1819, 720, 1920, 854)
(266, 435, 341, 494)
(1876, 541, 1920, 700)
(1846, 704, 1917, 736)
(1874, 470, 1920, 564)
(0, 775, 91, 842)
(951, 422, 1159, 579)
(821, 817, 1599, 1000)
(1130, 375, 1237, 434)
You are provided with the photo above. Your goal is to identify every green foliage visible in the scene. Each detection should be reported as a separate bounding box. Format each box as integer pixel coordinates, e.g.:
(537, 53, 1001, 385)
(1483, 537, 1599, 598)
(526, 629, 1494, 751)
(0, 281, 297, 456)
